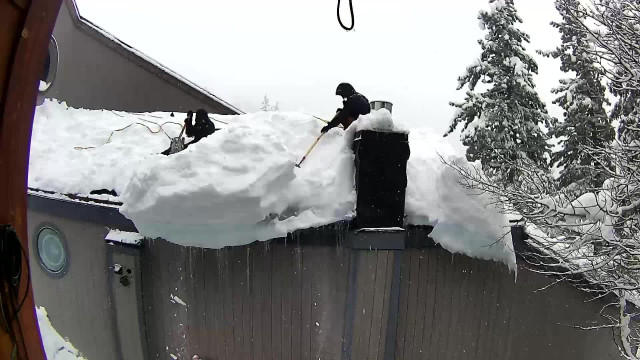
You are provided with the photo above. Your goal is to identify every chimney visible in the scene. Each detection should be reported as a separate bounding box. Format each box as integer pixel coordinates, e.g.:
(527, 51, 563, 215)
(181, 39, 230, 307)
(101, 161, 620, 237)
(369, 100, 393, 113)
(352, 130, 410, 229)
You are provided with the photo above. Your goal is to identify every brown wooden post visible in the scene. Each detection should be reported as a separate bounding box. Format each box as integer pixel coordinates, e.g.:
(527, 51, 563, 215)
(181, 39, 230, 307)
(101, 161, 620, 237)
(0, 0, 62, 358)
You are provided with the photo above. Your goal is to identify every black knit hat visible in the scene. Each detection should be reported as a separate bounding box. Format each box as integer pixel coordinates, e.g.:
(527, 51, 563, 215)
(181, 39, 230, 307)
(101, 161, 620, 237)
(336, 83, 356, 98)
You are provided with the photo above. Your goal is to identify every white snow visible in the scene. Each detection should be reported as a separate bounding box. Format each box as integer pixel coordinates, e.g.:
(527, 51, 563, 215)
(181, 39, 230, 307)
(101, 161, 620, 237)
(29, 100, 184, 195)
(119, 107, 356, 249)
(29, 100, 515, 268)
(355, 108, 408, 133)
(506, 56, 527, 76)
(36, 307, 86, 360)
(488, 0, 507, 13)
(170, 294, 187, 306)
(405, 129, 516, 269)
(105, 229, 144, 245)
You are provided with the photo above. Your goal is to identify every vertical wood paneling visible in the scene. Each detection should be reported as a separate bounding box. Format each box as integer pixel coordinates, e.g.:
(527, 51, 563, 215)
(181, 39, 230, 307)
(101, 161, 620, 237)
(352, 251, 368, 359)
(138, 236, 624, 360)
(313, 246, 350, 360)
(419, 249, 437, 360)
(308, 245, 322, 360)
(260, 243, 273, 360)
(358, 252, 376, 359)
(404, 250, 421, 359)
(368, 251, 389, 360)
(291, 247, 303, 360)
(230, 247, 245, 359)
(410, 250, 428, 360)
(280, 245, 293, 360)
(270, 245, 283, 360)
(395, 251, 412, 359)
(242, 247, 254, 360)
(221, 249, 236, 360)
(251, 244, 264, 360)
(186, 248, 206, 358)
(377, 251, 394, 360)
(300, 246, 312, 360)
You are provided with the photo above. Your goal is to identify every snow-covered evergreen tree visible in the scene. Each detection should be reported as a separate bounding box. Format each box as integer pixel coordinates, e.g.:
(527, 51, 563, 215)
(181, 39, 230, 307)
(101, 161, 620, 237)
(261, 95, 271, 111)
(445, 0, 552, 182)
(615, 92, 640, 143)
(261, 95, 280, 111)
(542, 0, 613, 188)
(446, 1, 640, 355)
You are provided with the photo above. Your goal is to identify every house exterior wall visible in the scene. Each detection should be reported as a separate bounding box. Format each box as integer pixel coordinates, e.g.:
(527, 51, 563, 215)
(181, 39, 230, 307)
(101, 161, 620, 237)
(27, 194, 140, 360)
(27, 193, 624, 360)
(142, 238, 623, 360)
(28, 209, 118, 360)
(41, 1, 239, 115)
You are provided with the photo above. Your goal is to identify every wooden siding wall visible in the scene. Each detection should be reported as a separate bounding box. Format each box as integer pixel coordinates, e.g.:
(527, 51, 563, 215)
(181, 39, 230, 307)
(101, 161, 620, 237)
(142, 240, 351, 360)
(142, 238, 623, 360)
(28, 210, 120, 360)
(26, 196, 624, 360)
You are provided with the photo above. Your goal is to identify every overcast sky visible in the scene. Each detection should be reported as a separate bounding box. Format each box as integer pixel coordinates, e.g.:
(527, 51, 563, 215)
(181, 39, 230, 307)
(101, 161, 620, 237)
(75, 0, 564, 133)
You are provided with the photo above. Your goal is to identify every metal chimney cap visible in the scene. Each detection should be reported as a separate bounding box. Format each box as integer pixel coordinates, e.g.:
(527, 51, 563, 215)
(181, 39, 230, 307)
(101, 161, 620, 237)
(369, 100, 393, 113)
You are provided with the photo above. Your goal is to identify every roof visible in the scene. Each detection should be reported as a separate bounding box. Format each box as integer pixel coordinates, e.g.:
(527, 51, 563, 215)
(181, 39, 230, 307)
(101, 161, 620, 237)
(64, 0, 243, 114)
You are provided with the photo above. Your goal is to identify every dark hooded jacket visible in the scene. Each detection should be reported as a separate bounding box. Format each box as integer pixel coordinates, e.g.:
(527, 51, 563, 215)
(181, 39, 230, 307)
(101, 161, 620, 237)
(324, 93, 371, 132)
(185, 109, 216, 144)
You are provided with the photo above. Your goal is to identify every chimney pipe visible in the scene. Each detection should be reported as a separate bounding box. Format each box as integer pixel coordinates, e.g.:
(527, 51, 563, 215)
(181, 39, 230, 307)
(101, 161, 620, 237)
(370, 100, 393, 113)
(352, 130, 410, 229)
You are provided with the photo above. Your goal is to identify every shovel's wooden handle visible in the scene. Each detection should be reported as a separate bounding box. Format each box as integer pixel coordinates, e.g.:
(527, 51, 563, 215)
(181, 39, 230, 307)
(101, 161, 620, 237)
(296, 133, 324, 167)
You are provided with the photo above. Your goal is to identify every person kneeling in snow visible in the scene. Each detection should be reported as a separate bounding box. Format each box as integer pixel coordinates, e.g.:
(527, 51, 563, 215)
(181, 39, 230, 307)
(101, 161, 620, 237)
(185, 108, 217, 145)
(161, 109, 217, 155)
(321, 83, 371, 133)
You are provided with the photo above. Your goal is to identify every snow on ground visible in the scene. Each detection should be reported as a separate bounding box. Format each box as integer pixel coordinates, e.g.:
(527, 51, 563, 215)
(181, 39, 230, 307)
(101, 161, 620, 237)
(36, 307, 86, 360)
(29, 100, 514, 268)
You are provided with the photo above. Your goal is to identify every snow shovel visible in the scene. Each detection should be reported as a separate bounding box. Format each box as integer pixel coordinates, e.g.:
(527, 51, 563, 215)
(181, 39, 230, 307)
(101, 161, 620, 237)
(295, 133, 324, 168)
(169, 123, 186, 154)
(312, 115, 330, 124)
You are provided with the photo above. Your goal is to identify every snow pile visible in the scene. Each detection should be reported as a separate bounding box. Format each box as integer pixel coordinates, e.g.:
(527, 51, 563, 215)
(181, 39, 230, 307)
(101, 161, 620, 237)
(119, 108, 356, 248)
(36, 307, 86, 360)
(405, 129, 515, 268)
(355, 108, 408, 133)
(29, 100, 182, 195)
(29, 100, 514, 267)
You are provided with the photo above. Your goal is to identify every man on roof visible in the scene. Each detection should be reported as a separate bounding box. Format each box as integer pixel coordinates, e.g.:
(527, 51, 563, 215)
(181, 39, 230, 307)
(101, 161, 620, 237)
(185, 109, 217, 145)
(161, 109, 217, 155)
(321, 83, 371, 133)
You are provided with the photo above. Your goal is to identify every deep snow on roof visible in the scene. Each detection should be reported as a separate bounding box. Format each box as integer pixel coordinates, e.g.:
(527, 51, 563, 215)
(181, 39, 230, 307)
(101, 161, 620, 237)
(29, 100, 516, 269)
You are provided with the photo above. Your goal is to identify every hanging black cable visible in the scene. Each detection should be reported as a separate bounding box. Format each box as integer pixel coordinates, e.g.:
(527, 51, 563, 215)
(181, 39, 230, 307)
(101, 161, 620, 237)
(0, 224, 30, 356)
(337, 0, 355, 31)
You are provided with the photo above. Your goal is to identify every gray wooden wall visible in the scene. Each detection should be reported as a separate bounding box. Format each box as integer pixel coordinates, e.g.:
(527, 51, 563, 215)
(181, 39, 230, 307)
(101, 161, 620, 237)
(28, 209, 118, 360)
(27, 194, 140, 360)
(27, 195, 624, 360)
(142, 239, 352, 360)
(142, 238, 623, 360)
(43, 0, 239, 115)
